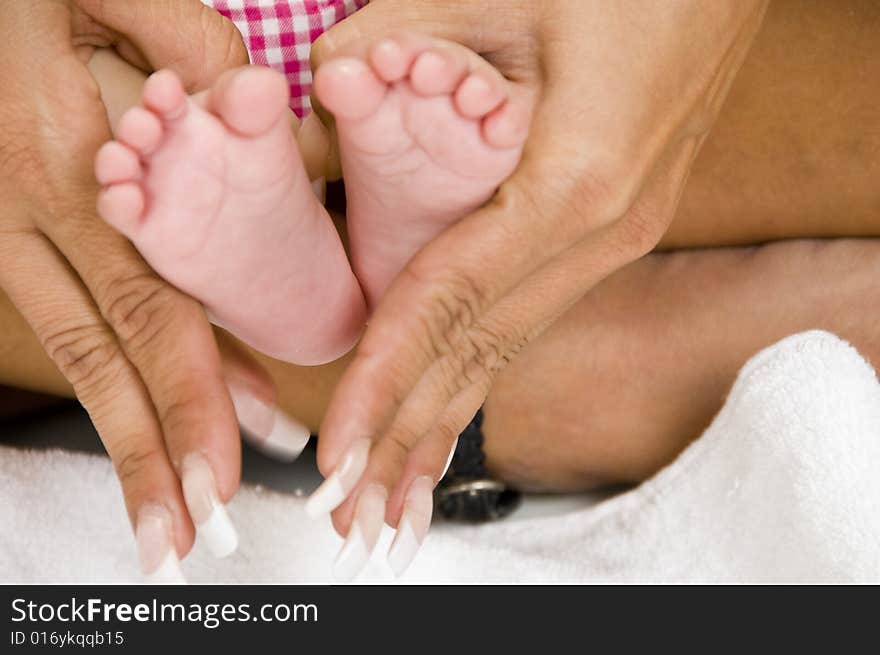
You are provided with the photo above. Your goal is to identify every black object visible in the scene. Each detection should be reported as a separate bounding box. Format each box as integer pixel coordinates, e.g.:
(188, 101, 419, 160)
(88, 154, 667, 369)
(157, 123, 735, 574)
(434, 409, 521, 522)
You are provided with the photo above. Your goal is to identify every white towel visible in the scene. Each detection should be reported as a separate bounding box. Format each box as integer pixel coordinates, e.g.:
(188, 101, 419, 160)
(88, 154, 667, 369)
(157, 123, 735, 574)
(2, 330, 879, 583)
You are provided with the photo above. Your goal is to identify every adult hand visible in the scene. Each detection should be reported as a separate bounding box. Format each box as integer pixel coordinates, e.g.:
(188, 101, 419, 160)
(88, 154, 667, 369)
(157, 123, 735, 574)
(0, 0, 262, 581)
(309, 0, 770, 539)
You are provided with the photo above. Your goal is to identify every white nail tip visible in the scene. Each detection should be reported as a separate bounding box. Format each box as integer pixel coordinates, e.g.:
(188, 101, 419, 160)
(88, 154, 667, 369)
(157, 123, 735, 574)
(332, 485, 388, 582)
(136, 505, 186, 584)
(441, 438, 459, 480)
(333, 524, 369, 583)
(305, 476, 345, 518)
(230, 386, 311, 462)
(387, 519, 420, 578)
(261, 412, 311, 462)
(305, 438, 371, 517)
(196, 504, 239, 559)
(143, 551, 186, 585)
(387, 476, 434, 577)
(181, 455, 239, 559)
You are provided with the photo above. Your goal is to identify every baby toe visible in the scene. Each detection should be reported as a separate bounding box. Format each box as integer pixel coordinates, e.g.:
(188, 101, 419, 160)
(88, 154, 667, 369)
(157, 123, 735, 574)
(116, 106, 163, 156)
(483, 98, 532, 150)
(94, 141, 142, 186)
(409, 47, 469, 96)
(96, 182, 146, 237)
(313, 57, 387, 121)
(368, 33, 433, 83)
(208, 67, 290, 137)
(455, 71, 507, 119)
(142, 69, 188, 121)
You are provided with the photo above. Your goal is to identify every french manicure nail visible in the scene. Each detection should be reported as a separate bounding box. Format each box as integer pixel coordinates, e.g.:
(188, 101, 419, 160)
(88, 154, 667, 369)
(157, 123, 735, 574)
(229, 385, 311, 462)
(333, 484, 388, 582)
(181, 454, 238, 558)
(136, 504, 186, 584)
(305, 437, 371, 518)
(387, 476, 434, 577)
(311, 177, 326, 201)
(441, 438, 458, 481)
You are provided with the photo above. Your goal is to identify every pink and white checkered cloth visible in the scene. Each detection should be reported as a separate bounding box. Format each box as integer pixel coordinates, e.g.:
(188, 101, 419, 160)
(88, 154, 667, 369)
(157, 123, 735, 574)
(203, 0, 368, 118)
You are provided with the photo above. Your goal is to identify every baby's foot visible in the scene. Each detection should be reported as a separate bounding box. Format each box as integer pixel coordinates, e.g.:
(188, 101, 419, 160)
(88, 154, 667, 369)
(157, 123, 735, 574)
(314, 33, 529, 308)
(95, 67, 365, 365)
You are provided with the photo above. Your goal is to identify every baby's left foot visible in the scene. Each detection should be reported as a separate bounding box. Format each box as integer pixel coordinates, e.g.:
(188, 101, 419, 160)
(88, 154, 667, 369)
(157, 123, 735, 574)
(314, 33, 529, 308)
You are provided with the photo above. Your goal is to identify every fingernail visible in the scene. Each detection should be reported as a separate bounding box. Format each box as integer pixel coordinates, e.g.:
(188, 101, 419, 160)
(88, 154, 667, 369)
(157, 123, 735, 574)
(441, 438, 458, 481)
(136, 504, 186, 584)
(387, 476, 434, 577)
(181, 454, 238, 558)
(311, 177, 326, 202)
(333, 484, 388, 582)
(305, 437, 371, 517)
(229, 385, 311, 462)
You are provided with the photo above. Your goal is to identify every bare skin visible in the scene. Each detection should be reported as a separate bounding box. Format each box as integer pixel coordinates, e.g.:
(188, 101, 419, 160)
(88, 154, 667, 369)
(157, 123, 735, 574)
(309, 0, 880, 539)
(4, 236, 880, 495)
(1, 0, 878, 548)
(665, 0, 880, 247)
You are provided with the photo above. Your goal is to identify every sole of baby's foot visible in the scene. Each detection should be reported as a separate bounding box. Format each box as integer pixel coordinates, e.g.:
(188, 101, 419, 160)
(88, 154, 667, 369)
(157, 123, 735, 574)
(95, 67, 365, 365)
(313, 33, 530, 308)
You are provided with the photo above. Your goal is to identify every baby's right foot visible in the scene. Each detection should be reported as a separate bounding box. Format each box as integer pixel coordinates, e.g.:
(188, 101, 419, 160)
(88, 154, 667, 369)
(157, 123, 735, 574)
(95, 67, 365, 365)
(314, 33, 529, 308)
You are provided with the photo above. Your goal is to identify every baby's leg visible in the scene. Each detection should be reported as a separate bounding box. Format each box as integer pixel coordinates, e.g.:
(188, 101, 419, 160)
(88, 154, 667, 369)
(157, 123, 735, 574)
(89, 51, 365, 365)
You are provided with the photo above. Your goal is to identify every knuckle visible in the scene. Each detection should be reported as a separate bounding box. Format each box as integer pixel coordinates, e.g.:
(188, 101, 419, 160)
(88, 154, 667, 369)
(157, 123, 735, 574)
(100, 273, 179, 354)
(612, 193, 672, 260)
(435, 321, 525, 404)
(41, 321, 123, 390)
(465, 323, 527, 382)
(402, 263, 488, 362)
(0, 132, 40, 185)
(153, 390, 205, 444)
(496, 148, 635, 241)
(114, 442, 164, 491)
(382, 430, 415, 470)
(211, 12, 249, 70)
(568, 152, 635, 231)
(618, 210, 667, 258)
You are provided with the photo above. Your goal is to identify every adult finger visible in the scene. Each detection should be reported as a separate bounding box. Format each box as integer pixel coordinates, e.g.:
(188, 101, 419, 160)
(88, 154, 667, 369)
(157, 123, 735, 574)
(76, 0, 249, 91)
(0, 231, 191, 583)
(318, 131, 698, 538)
(12, 9, 245, 562)
(309, 126, 649, 513)
(216, 331, 313, 463)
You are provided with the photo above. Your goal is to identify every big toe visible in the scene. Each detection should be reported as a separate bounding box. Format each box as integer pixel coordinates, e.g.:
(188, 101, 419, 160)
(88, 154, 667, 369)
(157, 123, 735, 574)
(313, 57, 387, 122)
(207, 66, 290, 137)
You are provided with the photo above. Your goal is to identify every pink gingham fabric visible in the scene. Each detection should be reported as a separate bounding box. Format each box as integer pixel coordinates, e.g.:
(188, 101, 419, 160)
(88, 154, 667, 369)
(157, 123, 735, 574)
(203, 0, 368, 117)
